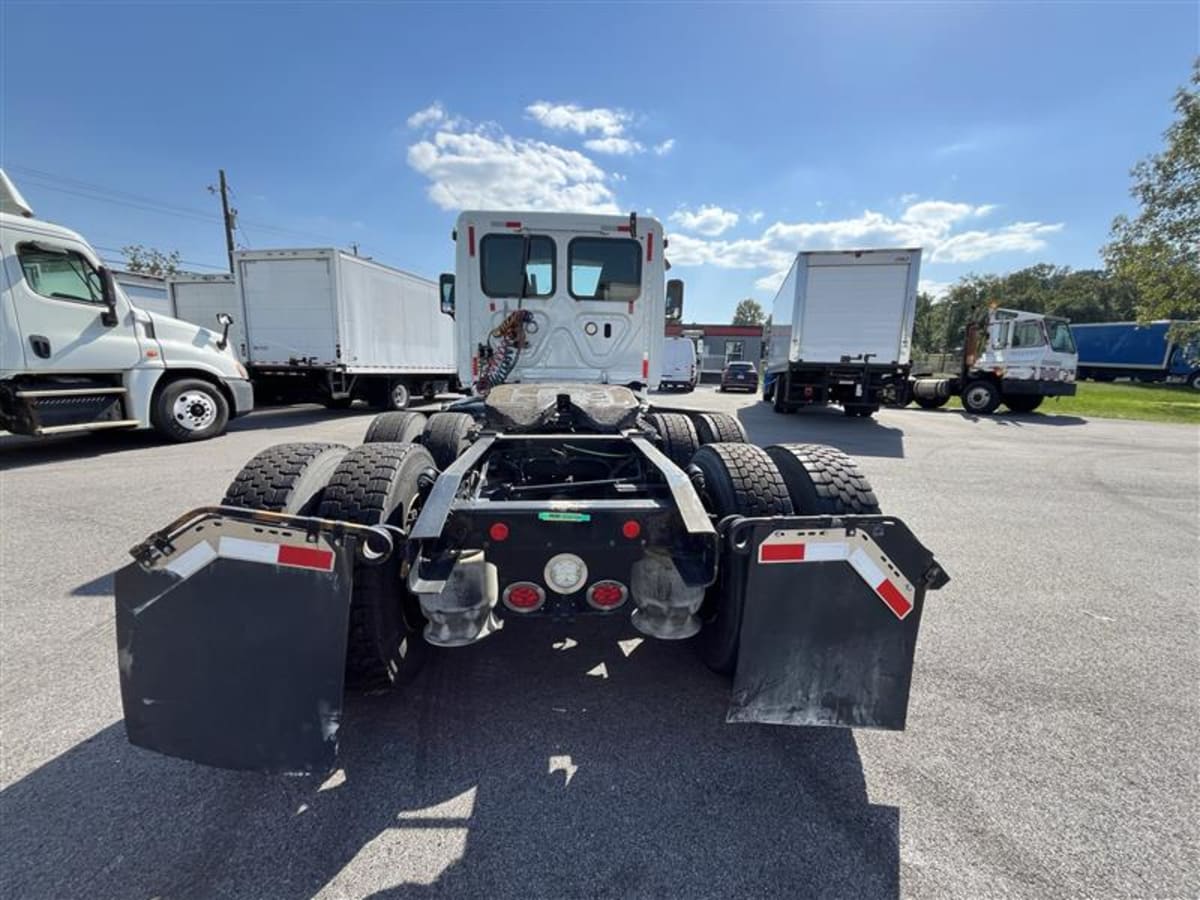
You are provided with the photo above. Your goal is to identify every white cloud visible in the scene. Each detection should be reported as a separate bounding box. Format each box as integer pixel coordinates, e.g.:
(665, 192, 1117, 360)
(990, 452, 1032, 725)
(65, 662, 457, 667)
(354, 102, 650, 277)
(918, 279, 952, 299)
(584, 137, 644, 156)
(670, 205, 740, 237)
(407, 103, 446, 129)
(754, 270, 789, 293)
(526, 101, 631, 137)
(653, 139, 675, 156)
(663, 199, 1062, 290)
(899, 192, 919, 205)
(406, 111, 619, 213)
(748, 210, 764, 224)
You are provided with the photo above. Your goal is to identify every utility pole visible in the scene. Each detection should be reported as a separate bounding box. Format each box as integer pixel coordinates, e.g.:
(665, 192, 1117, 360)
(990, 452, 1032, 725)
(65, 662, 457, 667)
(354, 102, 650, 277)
(208, 169, 237, 273)
(350, 242, 359, 256)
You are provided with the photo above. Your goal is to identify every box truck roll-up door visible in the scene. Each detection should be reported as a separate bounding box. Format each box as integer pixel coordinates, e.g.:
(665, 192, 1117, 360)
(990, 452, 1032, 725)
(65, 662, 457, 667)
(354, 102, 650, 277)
(800, 262, 912, 364)
(241, 257, 338, 365)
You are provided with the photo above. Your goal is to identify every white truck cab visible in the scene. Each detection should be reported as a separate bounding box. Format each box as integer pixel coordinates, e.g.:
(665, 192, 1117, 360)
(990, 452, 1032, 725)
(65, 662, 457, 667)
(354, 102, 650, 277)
(439, 211, 682, 393)
(0, 170, 252, 440)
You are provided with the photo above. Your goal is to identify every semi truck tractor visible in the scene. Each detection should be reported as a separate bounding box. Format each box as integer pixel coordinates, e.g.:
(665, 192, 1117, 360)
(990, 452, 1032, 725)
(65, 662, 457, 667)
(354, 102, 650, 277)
(1071, 321, 1200, 389)
(764, 249, 921, 419)
(910, 306, 1078, 414)
(0, 170, 252, 441)
(113, 210, 948, 774)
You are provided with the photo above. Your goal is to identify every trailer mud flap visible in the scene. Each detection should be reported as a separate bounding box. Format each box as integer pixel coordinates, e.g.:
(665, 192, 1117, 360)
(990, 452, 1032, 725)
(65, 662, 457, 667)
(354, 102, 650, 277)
(115, 510, 364, 774)
(725, 516, 949, 730)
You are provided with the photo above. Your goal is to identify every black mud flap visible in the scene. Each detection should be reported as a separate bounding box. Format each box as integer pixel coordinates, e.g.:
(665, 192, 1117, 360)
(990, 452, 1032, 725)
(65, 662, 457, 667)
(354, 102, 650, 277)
(724, 516, 949, 731)
(115, 509, 363, 774)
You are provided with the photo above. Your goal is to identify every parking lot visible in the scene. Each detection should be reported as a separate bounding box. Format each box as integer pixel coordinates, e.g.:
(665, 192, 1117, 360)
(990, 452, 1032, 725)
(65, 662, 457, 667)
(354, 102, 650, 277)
(1, 388, 1197, 899)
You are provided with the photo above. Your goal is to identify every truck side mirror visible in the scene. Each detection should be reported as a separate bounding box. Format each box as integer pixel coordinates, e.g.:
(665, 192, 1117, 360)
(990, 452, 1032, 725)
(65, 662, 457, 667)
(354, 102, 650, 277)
(439, 273, 455, 318)
(215, 312, 234, 351)
(666, 279, 684, 321)
(98, 266, 119, 327)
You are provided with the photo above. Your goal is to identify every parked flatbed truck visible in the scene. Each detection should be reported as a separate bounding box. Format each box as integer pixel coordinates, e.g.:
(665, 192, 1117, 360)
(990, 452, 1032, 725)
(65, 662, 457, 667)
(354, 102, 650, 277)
(114, 211, 948, 774)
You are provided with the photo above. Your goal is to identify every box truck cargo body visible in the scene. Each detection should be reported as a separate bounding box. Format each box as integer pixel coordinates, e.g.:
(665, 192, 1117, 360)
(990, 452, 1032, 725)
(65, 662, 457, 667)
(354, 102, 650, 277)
(167, 274, 244, 360)
(765, 249, 920, 418)
(232, 249, 457, 409)
(1071, 321, 1200, 388)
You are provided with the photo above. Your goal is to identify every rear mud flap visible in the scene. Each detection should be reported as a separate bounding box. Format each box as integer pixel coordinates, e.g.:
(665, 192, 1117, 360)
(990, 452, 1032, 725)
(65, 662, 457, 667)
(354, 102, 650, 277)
(724, 516, 949, 731)
(115, 510, 362, 773)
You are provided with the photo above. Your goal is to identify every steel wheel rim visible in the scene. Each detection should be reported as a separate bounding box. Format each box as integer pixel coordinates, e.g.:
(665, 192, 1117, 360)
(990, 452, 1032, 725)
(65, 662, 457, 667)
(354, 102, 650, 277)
(965, 386, 990, 409)
(173, 391, 217, 431)
(391, 383, 409, 407)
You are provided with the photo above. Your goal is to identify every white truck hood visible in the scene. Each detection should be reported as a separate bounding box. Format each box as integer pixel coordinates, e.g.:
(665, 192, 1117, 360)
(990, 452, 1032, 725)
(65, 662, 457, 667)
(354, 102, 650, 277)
(145, 310, 244, 378)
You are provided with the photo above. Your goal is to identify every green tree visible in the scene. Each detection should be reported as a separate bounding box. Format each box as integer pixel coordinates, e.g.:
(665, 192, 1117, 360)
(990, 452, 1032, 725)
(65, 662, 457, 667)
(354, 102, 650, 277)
(1104, 60, 1199, 332)
(732, 298, 765, 326)
(121, 244, 181, 276)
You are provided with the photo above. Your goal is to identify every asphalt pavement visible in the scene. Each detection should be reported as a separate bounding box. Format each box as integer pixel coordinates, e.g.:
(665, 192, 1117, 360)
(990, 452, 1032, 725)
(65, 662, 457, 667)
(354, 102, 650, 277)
(1, 388, 1196, 899)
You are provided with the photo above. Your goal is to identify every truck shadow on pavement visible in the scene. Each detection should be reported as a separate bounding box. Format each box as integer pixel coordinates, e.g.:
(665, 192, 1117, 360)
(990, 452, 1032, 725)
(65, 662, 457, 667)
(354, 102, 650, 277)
(0, 619, 899, 899)
(901, 408, 1088, 427)
(736, 403, 907, 459)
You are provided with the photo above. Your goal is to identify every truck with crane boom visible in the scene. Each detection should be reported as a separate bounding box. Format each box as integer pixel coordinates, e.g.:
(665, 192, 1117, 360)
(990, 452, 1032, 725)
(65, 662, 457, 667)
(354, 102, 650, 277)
(113, 210, 949, 774)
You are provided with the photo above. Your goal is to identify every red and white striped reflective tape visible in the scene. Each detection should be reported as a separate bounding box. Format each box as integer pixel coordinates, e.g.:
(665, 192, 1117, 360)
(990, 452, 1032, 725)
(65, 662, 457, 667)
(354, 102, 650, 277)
(164, 535, 335, 578)
(757, 531, 915, 620)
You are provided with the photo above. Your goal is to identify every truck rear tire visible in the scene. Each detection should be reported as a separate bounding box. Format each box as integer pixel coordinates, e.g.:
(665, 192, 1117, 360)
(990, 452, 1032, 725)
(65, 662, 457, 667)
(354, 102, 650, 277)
(421, 412, 475, 469)
(1188, 371, 1200, 391)
(646, 412, 700, 468)
(317, 443, 437, 690)
(152, 377, 230, 442)
(221, 442, 349, 515)
(1003, 394, 1043, 413)
(962, 379, 1001, 415)
(764, 444, 881, 515)
(690, 443, 794, 675)
(364, 411, 428, 444)
(694, 412, 747, 445)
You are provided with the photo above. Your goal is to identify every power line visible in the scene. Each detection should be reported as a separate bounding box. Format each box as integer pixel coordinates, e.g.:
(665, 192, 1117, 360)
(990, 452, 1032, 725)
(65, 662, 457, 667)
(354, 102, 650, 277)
(9, 164, 361, 248)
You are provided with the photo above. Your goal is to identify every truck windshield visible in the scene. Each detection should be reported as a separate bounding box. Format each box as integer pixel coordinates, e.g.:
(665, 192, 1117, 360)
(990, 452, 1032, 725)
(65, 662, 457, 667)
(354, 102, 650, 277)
(480, 234, 555, 298)
(569, 238, 641, 301)
(1046, 319, 1076, 353)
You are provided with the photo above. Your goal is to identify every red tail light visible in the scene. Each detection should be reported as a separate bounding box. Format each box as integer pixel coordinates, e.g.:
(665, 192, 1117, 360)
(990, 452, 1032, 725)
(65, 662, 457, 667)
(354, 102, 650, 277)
(489, 522, 510, 542)
(503, 582, 545, 612)
(621, 520, 641, 540)
(587, 581, 628, 610)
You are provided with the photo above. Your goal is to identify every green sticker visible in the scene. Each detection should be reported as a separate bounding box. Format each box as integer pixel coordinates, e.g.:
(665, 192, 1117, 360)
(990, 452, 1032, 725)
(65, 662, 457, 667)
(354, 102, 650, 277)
(538, 511, 591, 523)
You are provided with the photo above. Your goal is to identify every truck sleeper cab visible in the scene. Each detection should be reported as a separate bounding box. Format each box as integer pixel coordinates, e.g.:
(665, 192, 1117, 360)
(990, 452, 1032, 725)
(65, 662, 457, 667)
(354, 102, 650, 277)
(112, 211, 948, 775)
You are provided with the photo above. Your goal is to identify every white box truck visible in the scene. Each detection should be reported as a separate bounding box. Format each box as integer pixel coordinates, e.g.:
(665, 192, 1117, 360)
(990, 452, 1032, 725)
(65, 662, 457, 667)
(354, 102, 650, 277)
(233, 248, 457, 409)
(0, 170, 252, 442)
(764, 248, 921, 418)
(167, 273, 244, 360)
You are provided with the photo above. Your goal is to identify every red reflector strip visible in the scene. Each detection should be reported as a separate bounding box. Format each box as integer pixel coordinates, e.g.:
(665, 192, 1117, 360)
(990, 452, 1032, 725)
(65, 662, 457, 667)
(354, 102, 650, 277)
(616, 224, 632, 232)
(876, 579, 913, 619)
(642, 354, 649, 379)
(505, 220, 522, 229)
(647, 232, 654, 261)
(468, 225, 476, 257)
(278, 544, 336, 571)
(760, 542, 805, 563)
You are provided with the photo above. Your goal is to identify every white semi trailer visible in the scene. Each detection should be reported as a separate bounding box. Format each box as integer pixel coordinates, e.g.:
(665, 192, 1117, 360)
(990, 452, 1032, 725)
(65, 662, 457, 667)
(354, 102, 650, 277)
(233, 248, 457, 409)
(764, 249, 921, 418)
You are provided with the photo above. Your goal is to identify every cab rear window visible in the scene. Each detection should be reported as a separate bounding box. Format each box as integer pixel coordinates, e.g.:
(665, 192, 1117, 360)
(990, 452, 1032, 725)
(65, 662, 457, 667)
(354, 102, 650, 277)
(569, 238, 641, 301)
(480, 234, 555, 298)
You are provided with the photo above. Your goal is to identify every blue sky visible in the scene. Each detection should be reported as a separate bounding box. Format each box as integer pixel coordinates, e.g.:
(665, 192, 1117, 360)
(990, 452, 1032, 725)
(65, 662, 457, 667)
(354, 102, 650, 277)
(2, 1, 1195, 322)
